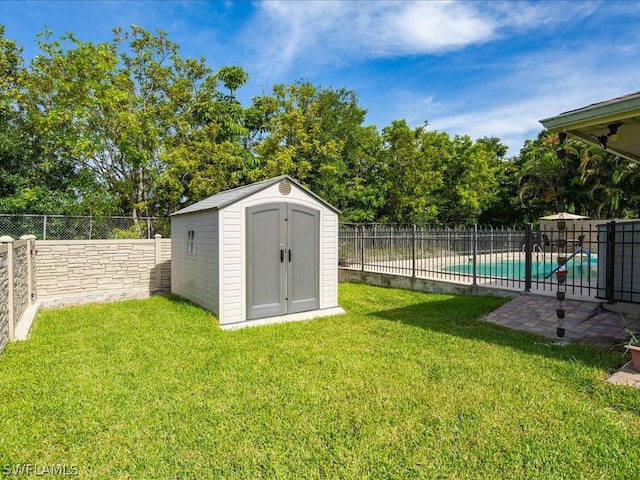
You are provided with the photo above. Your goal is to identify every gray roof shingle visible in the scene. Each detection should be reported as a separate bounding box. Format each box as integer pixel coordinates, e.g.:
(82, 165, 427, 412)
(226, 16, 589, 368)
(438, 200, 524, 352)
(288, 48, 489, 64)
(171, 175, 339, 216)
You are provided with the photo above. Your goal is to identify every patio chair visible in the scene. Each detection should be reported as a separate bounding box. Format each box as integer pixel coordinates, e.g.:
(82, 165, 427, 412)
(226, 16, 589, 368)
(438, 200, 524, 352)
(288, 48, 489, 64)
(541, 233, 557, 252)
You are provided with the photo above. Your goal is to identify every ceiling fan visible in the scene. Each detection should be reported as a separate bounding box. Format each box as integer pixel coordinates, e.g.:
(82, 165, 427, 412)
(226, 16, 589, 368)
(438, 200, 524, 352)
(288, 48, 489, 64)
(590, 122, 622, 149)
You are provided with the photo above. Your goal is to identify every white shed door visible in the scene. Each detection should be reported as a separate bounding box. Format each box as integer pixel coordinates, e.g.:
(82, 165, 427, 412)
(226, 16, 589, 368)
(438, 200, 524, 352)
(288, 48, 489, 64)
(246, 203, 319, 320)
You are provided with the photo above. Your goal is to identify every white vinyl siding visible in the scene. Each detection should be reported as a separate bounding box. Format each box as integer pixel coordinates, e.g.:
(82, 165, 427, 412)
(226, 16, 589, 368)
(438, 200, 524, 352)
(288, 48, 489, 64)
(171, 213, 219, 313)
(321, 213, 338, 308)
(219, 206, 243, 325)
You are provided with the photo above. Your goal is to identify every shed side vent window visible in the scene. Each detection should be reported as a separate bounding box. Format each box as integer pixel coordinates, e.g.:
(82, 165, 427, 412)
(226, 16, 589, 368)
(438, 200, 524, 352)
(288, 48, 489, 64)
(187, 230, 195, 255)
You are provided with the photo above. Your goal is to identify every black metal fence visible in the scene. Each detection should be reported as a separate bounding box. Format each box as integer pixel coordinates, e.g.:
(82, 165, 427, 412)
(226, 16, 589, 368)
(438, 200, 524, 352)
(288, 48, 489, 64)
(598, 221, 640, 303)
(0, 214, 170, 240)
(339, 221, 639, 303)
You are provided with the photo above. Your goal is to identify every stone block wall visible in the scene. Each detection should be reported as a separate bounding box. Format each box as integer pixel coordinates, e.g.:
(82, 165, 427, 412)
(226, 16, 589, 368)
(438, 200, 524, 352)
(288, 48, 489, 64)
(160, 238, 171, 290)
(35, 239, 171, 299)
(13, 240, 30, 324)
(0, 244, 8, 353)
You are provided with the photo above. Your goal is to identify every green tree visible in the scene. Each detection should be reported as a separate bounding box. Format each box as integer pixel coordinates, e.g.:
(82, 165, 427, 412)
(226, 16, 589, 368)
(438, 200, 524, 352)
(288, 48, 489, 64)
(0, 27, 27, 208)
(0, 26, 84, 214)
(250, 82, 341, 183)
(157, 65, 252, 214)
(19, 26, 230, 218)
(474, 136, 524, 226)
(512, 132, 626, 221)
(248, 81, 385, 217)
(377, 124, 501, 226)
(573, 142, 640, 218)
(310, 87, 369, 211)
(515, 131, 563, 221)
(478, 157, 523, 226)
(379, 120, 443, 224)
(341, 124, 388, 223)
(430, 134, 499, 226)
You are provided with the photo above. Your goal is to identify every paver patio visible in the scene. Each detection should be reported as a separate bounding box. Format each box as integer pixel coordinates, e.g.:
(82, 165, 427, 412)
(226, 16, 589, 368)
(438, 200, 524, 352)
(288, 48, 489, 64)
(481, 294, 640, 388)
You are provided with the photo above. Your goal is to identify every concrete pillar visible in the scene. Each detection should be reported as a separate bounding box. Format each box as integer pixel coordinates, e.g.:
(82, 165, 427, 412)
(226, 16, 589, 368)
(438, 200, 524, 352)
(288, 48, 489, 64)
(20, 235, 36, 306)
(154, 234, 162, 290)
(1, 236, 14, 340)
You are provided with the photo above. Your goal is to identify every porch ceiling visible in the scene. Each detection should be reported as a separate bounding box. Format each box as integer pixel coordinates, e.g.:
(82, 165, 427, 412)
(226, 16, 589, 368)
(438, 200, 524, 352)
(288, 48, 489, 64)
(540, 91, 640, 164)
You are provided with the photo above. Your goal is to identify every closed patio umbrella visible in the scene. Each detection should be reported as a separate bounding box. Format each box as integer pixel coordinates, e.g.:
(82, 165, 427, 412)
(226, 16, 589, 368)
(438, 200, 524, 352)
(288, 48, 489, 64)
(540, 212, 590, 220)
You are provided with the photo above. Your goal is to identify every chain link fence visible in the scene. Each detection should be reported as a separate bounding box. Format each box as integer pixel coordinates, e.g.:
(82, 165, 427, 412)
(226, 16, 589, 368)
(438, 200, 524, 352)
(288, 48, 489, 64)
(0, 214, 171, 240)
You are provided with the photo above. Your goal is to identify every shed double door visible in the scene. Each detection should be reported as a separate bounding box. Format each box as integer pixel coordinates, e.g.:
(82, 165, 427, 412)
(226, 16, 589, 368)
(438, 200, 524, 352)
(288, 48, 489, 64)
(246, 203, 319, 320)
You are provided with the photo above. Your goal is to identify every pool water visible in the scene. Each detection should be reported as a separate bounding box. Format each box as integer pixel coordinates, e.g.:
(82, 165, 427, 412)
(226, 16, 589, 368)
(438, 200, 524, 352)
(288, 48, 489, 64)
(444, 254, 598, 280)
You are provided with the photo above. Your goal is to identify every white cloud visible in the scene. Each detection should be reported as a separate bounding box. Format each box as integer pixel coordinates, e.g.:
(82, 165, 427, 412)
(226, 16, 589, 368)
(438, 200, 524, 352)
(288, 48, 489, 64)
(243, 0, 604, 83)
(364, 2, 497, 54)
(487, 0, 600, 30)
(399, 35, 640, 155)
(245, 1, 501, 81)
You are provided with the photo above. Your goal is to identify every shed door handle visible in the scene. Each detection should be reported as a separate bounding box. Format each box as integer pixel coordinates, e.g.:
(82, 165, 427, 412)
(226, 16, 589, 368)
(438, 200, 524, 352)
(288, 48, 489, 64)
(281, 249, 284, 262)
(288, 249, 292, 262)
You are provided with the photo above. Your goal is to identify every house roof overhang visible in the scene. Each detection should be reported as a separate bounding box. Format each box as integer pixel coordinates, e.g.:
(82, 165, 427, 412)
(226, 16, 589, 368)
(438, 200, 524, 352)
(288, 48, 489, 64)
(539, 91, 640, 165)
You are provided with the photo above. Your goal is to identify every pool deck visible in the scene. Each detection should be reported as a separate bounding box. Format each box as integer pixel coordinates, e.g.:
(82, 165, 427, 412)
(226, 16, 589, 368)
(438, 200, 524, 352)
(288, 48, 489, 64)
(481, 294, 640, 388)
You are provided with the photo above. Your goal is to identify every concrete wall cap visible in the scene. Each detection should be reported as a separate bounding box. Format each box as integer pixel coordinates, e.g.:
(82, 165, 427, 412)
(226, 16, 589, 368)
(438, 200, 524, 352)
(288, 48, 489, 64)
(19, 235, 37, 240)
(0, 235, 14, 243)
(154, 234, 162, 238)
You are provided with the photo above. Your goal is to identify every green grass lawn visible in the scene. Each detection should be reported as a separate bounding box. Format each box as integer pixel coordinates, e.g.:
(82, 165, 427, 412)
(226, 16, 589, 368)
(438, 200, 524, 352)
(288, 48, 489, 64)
(1, 283, 639, 479)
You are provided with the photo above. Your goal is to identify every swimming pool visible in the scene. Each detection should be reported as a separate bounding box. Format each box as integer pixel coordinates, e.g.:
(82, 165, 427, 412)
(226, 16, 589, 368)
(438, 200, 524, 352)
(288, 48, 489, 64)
(443, 254, 598, 280)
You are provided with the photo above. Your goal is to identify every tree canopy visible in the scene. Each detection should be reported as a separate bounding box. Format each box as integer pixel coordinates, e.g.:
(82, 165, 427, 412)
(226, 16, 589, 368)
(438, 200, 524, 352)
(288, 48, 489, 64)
(2, 25, 639, 225)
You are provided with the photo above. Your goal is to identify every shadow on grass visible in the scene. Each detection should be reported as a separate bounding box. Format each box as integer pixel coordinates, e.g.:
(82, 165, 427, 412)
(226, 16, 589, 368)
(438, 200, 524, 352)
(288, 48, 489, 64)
(159, 293, 222, 327)
(159, 288, 620, 370)
(368, 295, 617, 369)
(159, 292, 200, 307)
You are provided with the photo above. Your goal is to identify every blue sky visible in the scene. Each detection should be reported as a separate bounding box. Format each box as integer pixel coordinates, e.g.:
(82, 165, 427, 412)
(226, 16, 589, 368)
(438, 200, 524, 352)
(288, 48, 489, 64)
(3, 0, 640, 156)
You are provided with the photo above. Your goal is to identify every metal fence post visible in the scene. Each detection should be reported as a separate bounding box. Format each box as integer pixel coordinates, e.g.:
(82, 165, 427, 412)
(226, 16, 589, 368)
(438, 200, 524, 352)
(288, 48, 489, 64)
(42, 215, 47, 240)
(524, 223, 532, 292)
(489, 226, 494, 258)
(19, 235, 35, 306)
(154, 234, 163, 290)
(147, 218, 152, 239)
(412, 224, 416, 278)
(472, 224, 478, 286)
(360, 224, 365, 272)
(606, 221, 616, 302)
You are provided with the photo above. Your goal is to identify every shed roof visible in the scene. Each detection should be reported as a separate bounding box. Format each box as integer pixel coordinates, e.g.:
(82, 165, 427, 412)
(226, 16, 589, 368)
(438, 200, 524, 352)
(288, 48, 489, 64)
(171, 175, 340, 216)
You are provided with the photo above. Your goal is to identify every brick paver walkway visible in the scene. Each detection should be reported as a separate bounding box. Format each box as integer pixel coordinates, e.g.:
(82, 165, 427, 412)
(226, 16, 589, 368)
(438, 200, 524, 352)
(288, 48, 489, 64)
(482, 294, 640, 388)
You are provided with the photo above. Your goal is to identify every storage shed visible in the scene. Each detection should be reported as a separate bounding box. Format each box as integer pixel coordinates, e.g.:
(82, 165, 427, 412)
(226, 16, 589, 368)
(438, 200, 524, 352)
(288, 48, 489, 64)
(170, 175, 344, 328)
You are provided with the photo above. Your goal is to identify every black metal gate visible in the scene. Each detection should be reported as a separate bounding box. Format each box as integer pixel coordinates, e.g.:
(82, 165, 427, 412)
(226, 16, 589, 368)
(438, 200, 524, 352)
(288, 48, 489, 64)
(597, 221, 640, 303)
